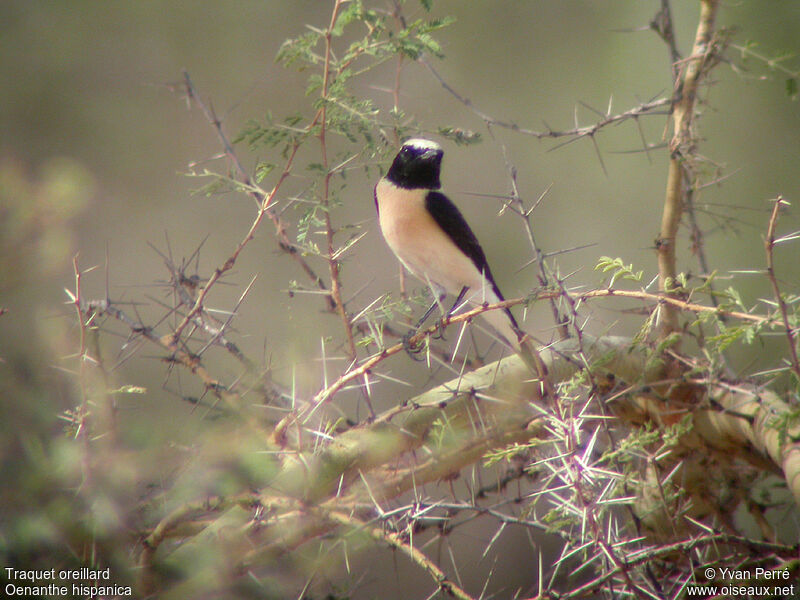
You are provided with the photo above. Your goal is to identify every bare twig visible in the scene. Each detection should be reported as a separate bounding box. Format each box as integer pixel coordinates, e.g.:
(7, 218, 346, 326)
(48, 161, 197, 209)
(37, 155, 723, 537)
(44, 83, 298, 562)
(489, 136, 568, 339)
(319, 0, 359, 362)
(181, 71, 336, 313)
(423, 57, 669, 142)
(651, 0, 682, 69)
(764, 196, 800, 380)
(328, 511, 477, 600)
(83, 298, 281, 427)
(67, 256, 92, 444)
(149, 239, 255, 366)
(174, 75, 306, 345)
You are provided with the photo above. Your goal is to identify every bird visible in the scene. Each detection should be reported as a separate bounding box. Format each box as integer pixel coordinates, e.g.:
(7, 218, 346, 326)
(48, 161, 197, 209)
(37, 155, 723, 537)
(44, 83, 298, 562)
(374, 138, 538, 367)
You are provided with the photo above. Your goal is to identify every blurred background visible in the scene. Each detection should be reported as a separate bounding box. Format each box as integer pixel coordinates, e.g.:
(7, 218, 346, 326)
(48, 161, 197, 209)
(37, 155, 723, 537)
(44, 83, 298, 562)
(2, 1, 799, 597)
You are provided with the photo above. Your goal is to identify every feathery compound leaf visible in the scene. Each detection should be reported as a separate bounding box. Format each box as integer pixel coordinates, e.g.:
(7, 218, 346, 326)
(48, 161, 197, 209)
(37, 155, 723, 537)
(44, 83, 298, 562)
(594, 256, 643, 287)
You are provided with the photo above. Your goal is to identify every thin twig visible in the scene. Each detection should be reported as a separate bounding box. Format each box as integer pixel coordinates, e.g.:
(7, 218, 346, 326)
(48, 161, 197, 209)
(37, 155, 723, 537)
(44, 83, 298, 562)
(68, 256, 91, 443)
(83, 298, 280, 426)
(764, 196, 800, 380)
(423, 57, 669, 142)
(319, 0, 359, 362)
(489, 134, 569, 339)
(328, 511, 478, 600)
(173, 74, 306, 344)
(181, 71, 336, 312)
(651, 0, 682, 69)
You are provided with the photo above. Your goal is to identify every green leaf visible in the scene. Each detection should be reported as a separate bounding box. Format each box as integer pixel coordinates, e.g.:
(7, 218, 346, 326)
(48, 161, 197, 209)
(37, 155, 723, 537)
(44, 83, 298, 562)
(188, 171, 236, 197)
(331, 1, 361, 37)
(306, 73, 323, 96)
(276, 32, 322, 69)
(721, 286, 746, 311)
(707, 324, 751, 352)
(255, 162, 275, 183)
(438, 127, 481, 145)
(594, 256, 643, 287)
(110, 385, 147, 395)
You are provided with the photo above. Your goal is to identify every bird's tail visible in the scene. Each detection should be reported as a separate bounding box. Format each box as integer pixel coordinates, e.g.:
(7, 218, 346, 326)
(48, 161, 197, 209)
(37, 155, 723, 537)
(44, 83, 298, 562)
(513, 330, 550, 383)
(474, 292, 549, 383)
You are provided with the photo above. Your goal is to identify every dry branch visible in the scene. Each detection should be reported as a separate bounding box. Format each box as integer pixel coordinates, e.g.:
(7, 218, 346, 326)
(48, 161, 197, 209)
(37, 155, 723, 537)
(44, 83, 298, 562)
(657, 0, 720, 335)
(140, 334, 800, 594)
(764, 196, 800, 380)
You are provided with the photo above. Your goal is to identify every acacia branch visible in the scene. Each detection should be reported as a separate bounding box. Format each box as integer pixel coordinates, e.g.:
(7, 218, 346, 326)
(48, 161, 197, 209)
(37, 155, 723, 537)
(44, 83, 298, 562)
(271, 281, 785, 445)
(764, 196, 800, 380)
(269, 331, 800, 509)
(657, 0, 720, 336)
(163, 179, 295, 355)
(181, 71, 336, 313)
(68, 256, 93, 445)
(490, 138, 569, 339)
(143, 334, 800, 591)
(83, 298, 279, 431)
(89, 276, 781, 448)
(652, 0, 682, 69)
(549, 531, 797, 600)
(327, 511, 477, 600)
(319, 0, 359, 360)
(423, 58, 669, 142)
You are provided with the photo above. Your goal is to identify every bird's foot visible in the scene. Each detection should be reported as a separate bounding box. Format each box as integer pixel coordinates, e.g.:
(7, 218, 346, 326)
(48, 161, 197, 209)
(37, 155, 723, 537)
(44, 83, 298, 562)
(402, 331, 426, 361)
(432, 317, 448, 341)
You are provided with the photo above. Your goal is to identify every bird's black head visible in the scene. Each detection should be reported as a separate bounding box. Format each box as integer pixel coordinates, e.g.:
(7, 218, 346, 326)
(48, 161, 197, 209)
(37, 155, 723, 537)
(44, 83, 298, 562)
(385, 139, 443, 190)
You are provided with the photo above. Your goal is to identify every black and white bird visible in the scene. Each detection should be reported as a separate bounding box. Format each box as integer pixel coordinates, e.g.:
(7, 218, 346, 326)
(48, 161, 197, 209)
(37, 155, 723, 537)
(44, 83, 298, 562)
(374, 138, 533, 359)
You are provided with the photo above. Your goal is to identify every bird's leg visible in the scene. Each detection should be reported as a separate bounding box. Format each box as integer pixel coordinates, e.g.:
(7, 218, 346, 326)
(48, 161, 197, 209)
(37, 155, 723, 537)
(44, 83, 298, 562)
(416, 295, 443, 330)
(447, 286, 469, 318)
(434, 286, 469, 340)
(402, 291, 447, 358)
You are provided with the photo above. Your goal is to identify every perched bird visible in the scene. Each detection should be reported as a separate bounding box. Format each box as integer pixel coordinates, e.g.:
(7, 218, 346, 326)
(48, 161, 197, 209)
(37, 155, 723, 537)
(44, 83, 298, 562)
(374, 138, 533, 360)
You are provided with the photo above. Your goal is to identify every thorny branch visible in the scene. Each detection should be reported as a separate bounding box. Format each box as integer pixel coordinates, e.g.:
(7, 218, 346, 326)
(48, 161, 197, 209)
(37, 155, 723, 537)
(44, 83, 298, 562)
(68, 256, 93, 446)
(319, 0, 359, 361)
(270, 281, 786, 446)
(82, 249, 785, 448)
(659, 0, 725, 327)
(540, 531, 798, 600)
(651, 0, 682, 69)
(489, 137, 570, 340)
(137, 321, 800, 597)
(657, 0, 720, 336)
(181, 71, 336, 313)
(148, 239, 256, 368)
(764, 196, 800, 380)
(80, 295, 278, 433)
(173, 72, 307, 348)
(328, 511, 477, 600)
(424, 57, 670, 146)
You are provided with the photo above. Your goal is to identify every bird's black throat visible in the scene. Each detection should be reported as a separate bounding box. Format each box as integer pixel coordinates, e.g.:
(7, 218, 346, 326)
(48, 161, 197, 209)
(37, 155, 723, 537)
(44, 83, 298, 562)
(386, 147, 443, 190)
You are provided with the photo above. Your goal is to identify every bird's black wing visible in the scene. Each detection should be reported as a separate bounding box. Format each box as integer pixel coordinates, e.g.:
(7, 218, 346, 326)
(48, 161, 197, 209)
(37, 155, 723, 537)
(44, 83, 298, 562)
(425, 191, 491, 279)
(425, 192, 519, 332)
